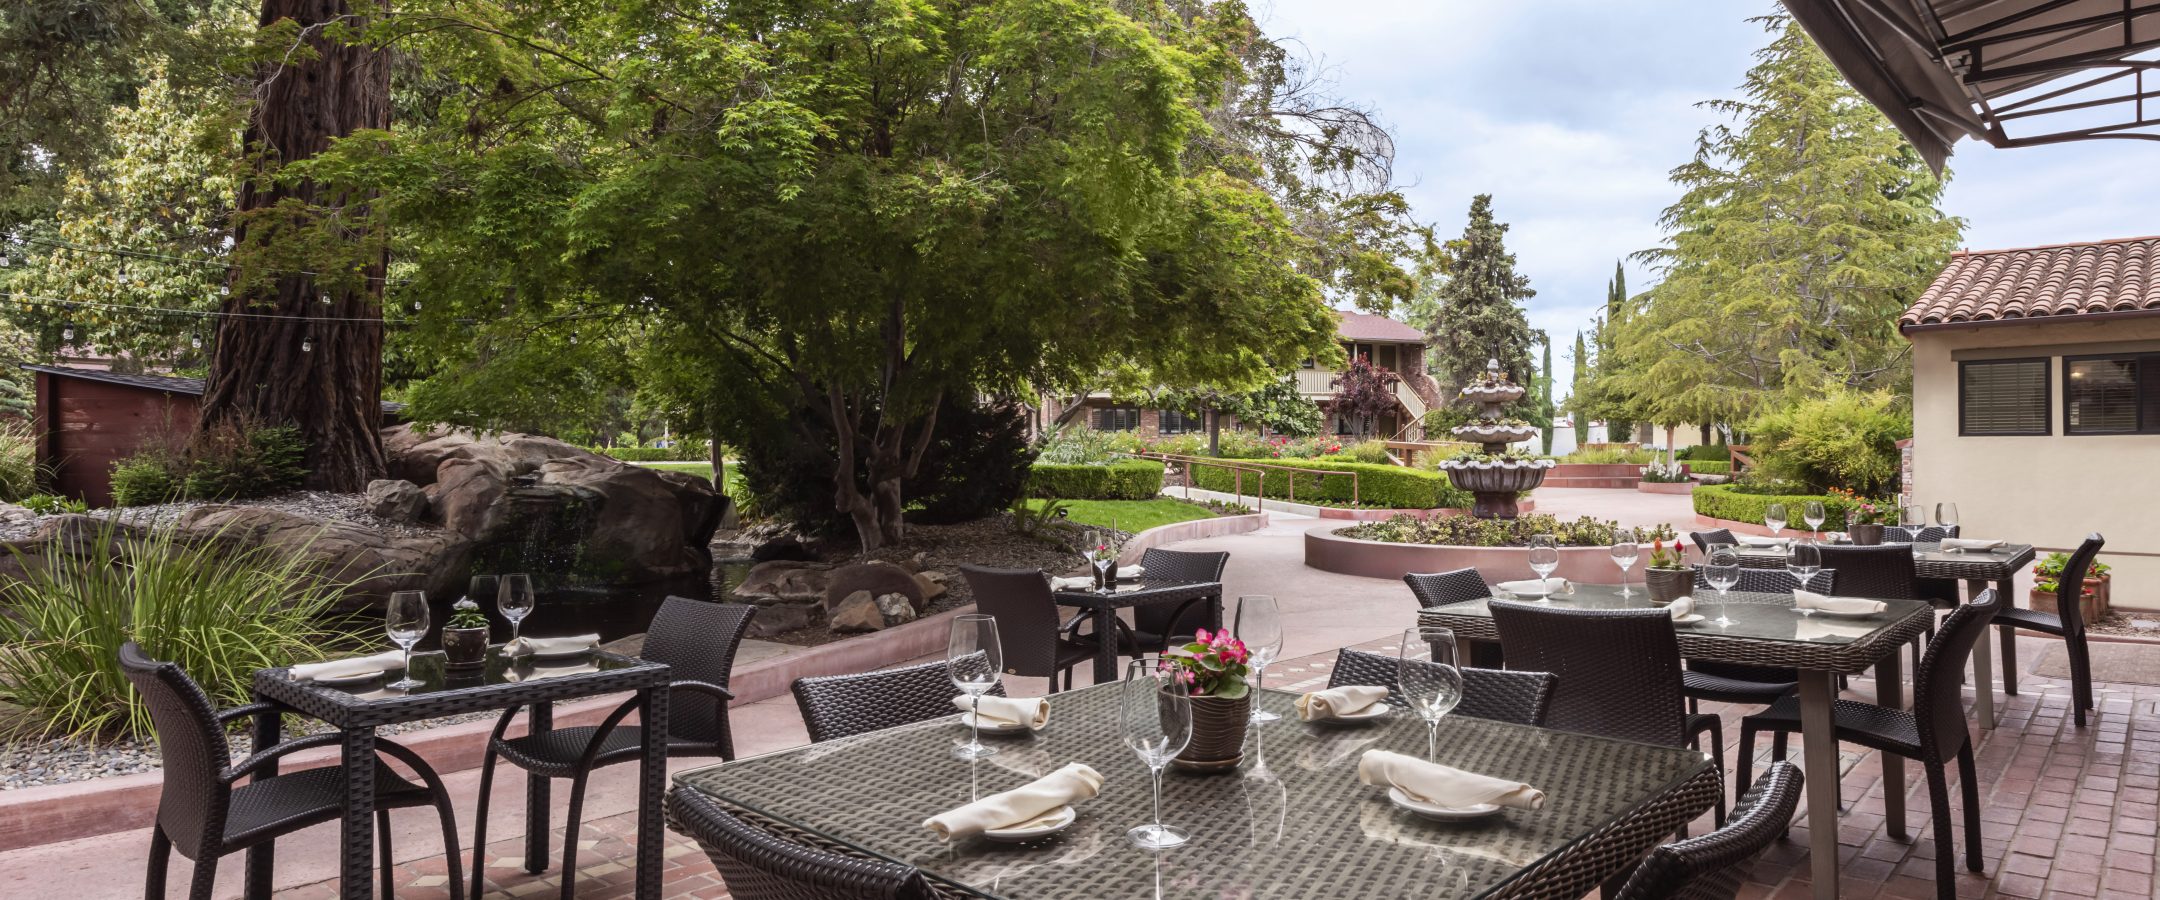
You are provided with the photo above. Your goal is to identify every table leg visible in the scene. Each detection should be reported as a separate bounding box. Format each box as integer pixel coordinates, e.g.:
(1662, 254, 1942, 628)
(1798, 670, 1842, 900)
(1877, 653, 1906, 841)
(339, 727, 378, 900)
(1966, 578, 1997, 728)
(635, 685, 669, 900)
(243, 701, 282, 900)
(525, 700, 553, 874)
(1092, 607, 1119, 685)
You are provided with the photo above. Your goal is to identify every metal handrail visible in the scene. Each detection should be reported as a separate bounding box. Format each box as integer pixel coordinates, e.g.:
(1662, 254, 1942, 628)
(1127, 452, 1362, 507)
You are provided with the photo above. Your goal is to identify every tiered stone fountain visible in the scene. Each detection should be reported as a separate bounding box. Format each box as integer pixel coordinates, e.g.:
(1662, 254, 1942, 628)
(1439, 359, 1555, 518)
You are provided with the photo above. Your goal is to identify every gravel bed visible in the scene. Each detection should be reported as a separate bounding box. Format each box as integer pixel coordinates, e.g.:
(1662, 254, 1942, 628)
(0, 490, 443, 544)
(0, 709, 494, 791)
(2088, 612, 2160, 639)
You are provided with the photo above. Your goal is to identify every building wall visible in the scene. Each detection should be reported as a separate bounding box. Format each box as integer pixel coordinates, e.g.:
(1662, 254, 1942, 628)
(1910, 316, 2160, 609)
(35, 372, 198, 506)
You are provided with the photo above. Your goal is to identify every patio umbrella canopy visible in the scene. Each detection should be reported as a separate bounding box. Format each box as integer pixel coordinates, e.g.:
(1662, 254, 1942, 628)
(1785, 0, 2160, 171)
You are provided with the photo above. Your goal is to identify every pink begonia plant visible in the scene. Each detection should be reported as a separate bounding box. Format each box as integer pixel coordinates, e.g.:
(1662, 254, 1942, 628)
(1165, 627, 1254, 698)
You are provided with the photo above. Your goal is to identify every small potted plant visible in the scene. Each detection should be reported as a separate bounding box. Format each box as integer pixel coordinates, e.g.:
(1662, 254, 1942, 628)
(1164, 628, 1253, 771)
(442, 599, 492, 669)
(1643, 540, 1693, 605)
(1829, 489, 1890, 545)
(2033, 553, 2111, 622)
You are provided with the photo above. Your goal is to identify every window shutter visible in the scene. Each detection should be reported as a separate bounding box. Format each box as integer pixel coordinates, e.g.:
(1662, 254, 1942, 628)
(1960, 359, 2048, 436)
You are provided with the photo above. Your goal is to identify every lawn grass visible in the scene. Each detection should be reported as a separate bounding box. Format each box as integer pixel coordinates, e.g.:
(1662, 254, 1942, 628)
(1024, 497, 1219, 533)
(639, 461, 735, 490)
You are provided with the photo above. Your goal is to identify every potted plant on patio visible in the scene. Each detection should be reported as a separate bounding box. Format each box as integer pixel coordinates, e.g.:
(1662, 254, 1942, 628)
(1831, 489, 1890, 545)
(442, 599, 492, 669)
(1164, 628, 1253, 771)
(1642, 540, 1693, 605)
(2032, 553, 2111, 622)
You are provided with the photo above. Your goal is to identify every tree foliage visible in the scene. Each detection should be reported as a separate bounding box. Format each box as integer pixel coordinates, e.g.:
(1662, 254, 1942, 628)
(1744, 387, 1910, 496)
(1328, 354, 1398, 437)
(1420, 194, 1541, 412)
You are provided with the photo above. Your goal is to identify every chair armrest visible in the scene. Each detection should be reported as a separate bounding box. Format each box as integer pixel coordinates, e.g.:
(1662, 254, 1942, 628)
(223, 733, 344, 783)
(215, 702, 289, 726)
(1059, 612, 1092, 637)
(670, 679, 735, 704)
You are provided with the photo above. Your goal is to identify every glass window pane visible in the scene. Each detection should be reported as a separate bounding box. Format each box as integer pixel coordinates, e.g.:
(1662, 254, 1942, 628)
(2067, 358, 2138, 434)
(1960, 359, 2049, 436)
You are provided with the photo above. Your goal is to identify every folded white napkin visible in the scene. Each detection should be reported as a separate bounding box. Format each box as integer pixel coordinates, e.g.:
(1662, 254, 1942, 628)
(1495, 578, 1567, 596)
(922, 762, 1104, 839)
(1049, 565, 1145, 591)
(1358, 749, 1544, 811)
(505, 634, 599, 656)
(1939, 538, 2004, 552)
(1736, 535, 1790, 548)
(1297, 685, 1389, 721)
(953, 695, 1049, 730)
(1664, 596, 1695, 619)
(289, 650, 407, 682)
(1794, 590, 1885, 615)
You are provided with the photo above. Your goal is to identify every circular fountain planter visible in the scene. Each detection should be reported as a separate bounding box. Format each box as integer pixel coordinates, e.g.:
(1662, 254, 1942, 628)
(1304, 524, 1629, 583)
(1440, 460, 1554, 519)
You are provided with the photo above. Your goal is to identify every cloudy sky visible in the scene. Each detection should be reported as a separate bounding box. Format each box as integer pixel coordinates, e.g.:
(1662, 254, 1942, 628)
(1256, 0, 2160, 399)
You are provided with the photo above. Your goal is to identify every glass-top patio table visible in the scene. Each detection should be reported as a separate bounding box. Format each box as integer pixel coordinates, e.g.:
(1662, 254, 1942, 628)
(1419, 585, 1936, 900)
(673, 684, 1720, 899)
(1052, 579, 1223, 683)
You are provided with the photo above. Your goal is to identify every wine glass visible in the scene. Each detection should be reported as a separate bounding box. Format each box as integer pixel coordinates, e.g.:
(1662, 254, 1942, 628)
(1527, 535, 1560, 596)
(385, 590, 430, 691)
(1236, 596, 1284, 723)
(1900, 506, 1924, 529)
(1803, 500, 1827, 535)
(1704, 547, 1741, 627)
(498, 574, 535, 649)
(1936, 503, 1959, 531)
(1763, 503, 1787, 538)
(1398, 628, 1462, 758)
(1122, 658, 1192, 850)
(1610, 528, 1640, 597)
(1087, 529, 1116, 591)
(947, 614, 1003, 760)
(1785, 541, 1822, 603)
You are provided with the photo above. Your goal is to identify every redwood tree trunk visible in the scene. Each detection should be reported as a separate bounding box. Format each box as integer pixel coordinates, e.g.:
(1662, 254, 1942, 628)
(201, 0, 390, 492)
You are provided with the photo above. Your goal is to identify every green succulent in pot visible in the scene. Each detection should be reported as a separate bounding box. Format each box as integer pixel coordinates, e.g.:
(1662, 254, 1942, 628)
(442, 598, 492, 669)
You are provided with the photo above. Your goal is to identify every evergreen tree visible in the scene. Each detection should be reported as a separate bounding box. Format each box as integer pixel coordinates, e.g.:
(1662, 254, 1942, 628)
(1569, 331, 1589, 446)
(1423, 194, 1541, 413)
(1535, 336, 1555, 454)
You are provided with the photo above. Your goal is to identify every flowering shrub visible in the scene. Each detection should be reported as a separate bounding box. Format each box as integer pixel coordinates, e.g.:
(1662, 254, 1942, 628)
(2034, 552, 2109, 595)
(1167, 628, 1253, 698)
(1343, 513, 1641, 547)
(1826, 487, 1894, 525)
(1640, 460, 1691, 483)
(1645, 539, 1689, 569)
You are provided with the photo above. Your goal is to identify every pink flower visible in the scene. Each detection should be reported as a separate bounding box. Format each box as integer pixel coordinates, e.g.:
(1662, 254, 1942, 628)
(1193, 627, 1214, 644)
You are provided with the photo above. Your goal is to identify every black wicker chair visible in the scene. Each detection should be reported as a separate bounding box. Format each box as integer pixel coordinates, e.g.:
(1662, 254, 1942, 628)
(120, 642, 464, 900)
(1117, 548, 1229, 655)
(1402, 567, 1490, 610)
(472, 598, 752, 900)
(667, 786, 933, 900)
(1996, 534, 2103, 727)
(1325, 648, 1557, 726)
(1739, 589, 2004, 900)
(793, 656, 1008, 743)
(959, 565, 1101, 692)
(1680, 568, 1838, 716)
(1611, 761, 1804, 900)
(1690, 529, 1736, 554)
(1488, 603, 1728, 825)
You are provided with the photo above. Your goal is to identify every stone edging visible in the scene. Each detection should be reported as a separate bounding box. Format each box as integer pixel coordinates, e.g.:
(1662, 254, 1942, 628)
(1115, 512, 1268, 563)
(1304, 522, 1629, 583)
(1639, 481, 1696, 494)
(0, 601, 976, 852)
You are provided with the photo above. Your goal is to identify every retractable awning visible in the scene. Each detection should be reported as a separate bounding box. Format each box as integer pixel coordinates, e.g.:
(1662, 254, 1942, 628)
(1784, 0, 2160, 171)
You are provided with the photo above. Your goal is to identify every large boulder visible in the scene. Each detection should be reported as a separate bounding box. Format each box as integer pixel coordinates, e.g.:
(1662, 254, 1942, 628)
(823, 561, 924, 614)
(733, 561, 829, 604)
(363, 479, 429, 523)
(829, 590, 886, 633)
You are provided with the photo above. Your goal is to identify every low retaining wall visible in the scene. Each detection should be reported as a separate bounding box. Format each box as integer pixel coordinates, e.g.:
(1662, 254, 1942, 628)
(1542, 462, 1659, 489)
(1304, 523, 1631, 583)
(1638, 481, 1696, 494)
(1116, 512, 1268, 563)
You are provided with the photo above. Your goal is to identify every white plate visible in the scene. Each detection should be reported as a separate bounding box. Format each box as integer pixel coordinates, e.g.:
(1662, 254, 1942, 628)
(1319, 704, 1392, 723)
(313, 669, 385, 687)
(958, 712, 1034, 734)
(528, 645, 594, 660)
(1810, 608, 1880, 619)
(981, 805, 1075, 842)
(1670, 614, 1706, 626)
(1387, 787, 1504, 822)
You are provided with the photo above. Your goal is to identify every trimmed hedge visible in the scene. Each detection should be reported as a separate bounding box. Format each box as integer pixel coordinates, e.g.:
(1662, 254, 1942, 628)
(1688, 460, 1731, 475)
(599, 445, 710, 462)
(1692, 484, 1860, 526)
(1189, 458, 1473, 509)
(1027, 460, 1165, 500)
(1680, 444, 1729, 462)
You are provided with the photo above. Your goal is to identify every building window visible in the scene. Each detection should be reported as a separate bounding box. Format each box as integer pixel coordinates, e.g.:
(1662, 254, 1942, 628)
(1158, 408, 1202, 435)
(1091, 405, 1139, 432)
(2065, 353, 2160, 435)
(1959, 358, 2050, 436)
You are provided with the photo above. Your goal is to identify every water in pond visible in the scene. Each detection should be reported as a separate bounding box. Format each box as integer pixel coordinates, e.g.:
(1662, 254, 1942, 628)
(376, 557, 757, 651)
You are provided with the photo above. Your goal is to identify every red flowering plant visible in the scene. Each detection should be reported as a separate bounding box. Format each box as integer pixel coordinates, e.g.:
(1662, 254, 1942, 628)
(1826, 488, 1892, 525)
(1166, 628, 1253, 698)
(1645, 539, 1689, 570)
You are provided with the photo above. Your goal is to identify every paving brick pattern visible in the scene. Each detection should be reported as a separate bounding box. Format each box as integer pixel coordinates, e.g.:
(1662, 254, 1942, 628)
(302, 638, 2160, 900)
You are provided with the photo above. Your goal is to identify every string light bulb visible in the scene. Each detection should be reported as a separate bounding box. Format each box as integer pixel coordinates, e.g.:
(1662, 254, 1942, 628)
(1, 254, 10, 268)
(190, 334, 202, 349)
(301, 336, 313, 352)
(61, 325, 74, 342)
(218, 285, 230, 297)
(320, 293, 332, 305)
(411, 299, 421, 311)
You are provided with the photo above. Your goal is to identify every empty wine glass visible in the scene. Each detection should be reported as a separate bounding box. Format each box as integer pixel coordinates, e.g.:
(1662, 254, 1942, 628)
(1764, 503, 1788, 538)
(1704, 547, 1741, 627)
(1900, 506, 1925, 529)
(1527, 535, 1560, 597)
(1122, 658, 1192, 850)
(948, 614, 1003, 760)
(1610, 528, 1640, 597)
(1803, 500, 1827, 535)
(1236, 596, 1284, 723)
(1936, 503, 1959, 530)
(1398, 628, 1462, 758)
(385, 590, 430, 691)
(498, 574, 535, 649)
(1785, 541, 1822, 604)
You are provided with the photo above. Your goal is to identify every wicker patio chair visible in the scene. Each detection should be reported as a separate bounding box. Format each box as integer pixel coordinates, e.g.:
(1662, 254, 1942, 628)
(1611, 761, 1804, 900)
(1118, 548, 1230, 655)
(1818, 542, 1930, 671)
(1689, 529, 1736, 554)
(960, 565, 1100, 692)
(1739, 589, 2004, 899)
(1489, 603, 1727, 825)
(1995, 534, 2103, 726)
(667, 786, 933, 900)
(120, 642, 465, 900)
(1403, 567, 1491, 610)
(1680, 568, 1838, 716)
(472, 598, 752, 900)
(1325, 648, 1557, 726)
(793, 656, 1007, 743)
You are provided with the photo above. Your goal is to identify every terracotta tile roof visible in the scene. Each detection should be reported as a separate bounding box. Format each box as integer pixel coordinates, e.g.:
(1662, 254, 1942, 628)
(1336, 310, 1427, 343)
(1902, 235, 2160, 330)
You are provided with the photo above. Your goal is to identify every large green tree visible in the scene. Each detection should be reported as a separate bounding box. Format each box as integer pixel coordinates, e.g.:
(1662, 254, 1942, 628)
(1567, 330, 1588, 446)
(1611, 15, 1961, 425)
(1421, 194, 1541, 409)
(1534, 335, 1554, 454)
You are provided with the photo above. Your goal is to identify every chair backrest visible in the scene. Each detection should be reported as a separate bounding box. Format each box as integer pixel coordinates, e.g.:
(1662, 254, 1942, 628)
(2047, 534, 2106, 639)
(1613, 761, 1804, 900)
(1403, 568, 1489, 610)
(1131, 549, 1228, 636)
(1690, 529, 1735, 554)
(118, 642, 230, 853)
(667, 786, 931, 900)
(792, 657, 1006, 743)
(1814, 544, 1917, 600)
(1691, 567, 1836, 594)
(1326, 648, 1557, 726)
(1489, 603, 1690, 747)
(1913, 588, 2003, 759)
(958, 565, 1066, 680)
(640, 597, 756, 751)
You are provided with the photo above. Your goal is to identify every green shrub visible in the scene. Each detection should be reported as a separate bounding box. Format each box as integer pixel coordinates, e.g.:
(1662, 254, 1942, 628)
(1744, 389, 1910, 495)
(1342, 513, 1651, 547)
(110, 455, 183, 506)
(1561, 446, 1656, 464)
(18, 493, 88, 514)
(1681, 443, 1729, 462)
(1026, 459, 1165, 500)
(182, 421, 307, 500)
(1688, 460, 1731, 475)
(0, 419, 43, 502)
(1692, 483, 1862, 527)
(0, 519, 354, 739)
(1036, 428, 1120, 465)
(1188, 458, 1472, 509)
(1341, 440, 1394, 465)
(597, 444, 710, 462)
(904, 396, 1037, 525)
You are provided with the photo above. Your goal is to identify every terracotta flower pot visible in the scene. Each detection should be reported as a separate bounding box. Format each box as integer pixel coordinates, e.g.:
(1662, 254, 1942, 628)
(1848, 524, 1885, 546)
(2031, 579, 2109, 623)
(1172, 693, 1249, 772)
(442, 626, 491, 669)
(1644, 567, 1693, 605)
